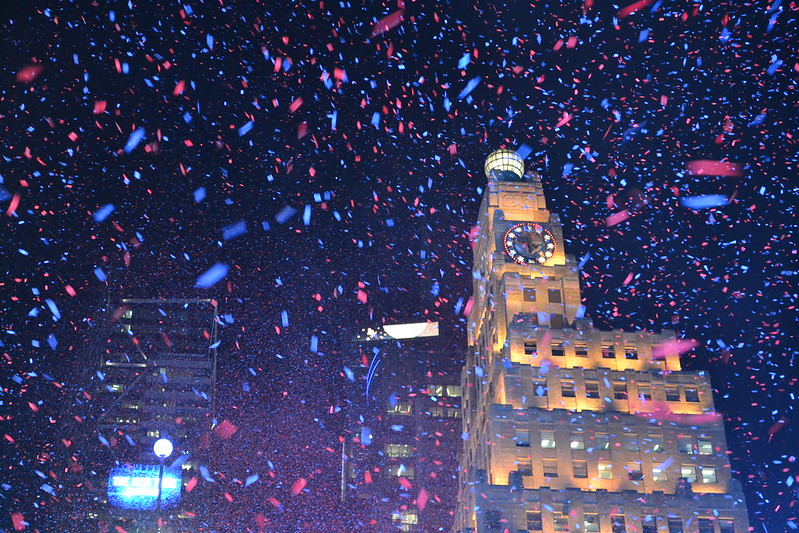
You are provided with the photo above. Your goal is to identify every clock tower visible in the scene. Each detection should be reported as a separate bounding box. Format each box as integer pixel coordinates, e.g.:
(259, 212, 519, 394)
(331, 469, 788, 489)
(455, 150, 751, 533)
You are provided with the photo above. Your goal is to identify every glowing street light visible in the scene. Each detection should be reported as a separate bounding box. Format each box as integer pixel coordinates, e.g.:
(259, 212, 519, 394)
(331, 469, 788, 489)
(153, 438, 173, 532)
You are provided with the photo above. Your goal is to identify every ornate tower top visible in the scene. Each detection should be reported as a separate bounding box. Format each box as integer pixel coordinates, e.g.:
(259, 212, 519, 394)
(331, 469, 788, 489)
(484, 149, 525, 181)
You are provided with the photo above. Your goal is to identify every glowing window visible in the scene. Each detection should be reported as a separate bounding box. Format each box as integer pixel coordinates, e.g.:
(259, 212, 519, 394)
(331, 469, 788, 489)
(540, 430, 556, 448)
(387, 402, 412, 416)
(598, 461, 613, 479)
(446, 385, 462, 397)
(570, 434, 585, 450)
(584, 513, 599, 533)
(601, 343, 615, 358)
(697, 439, 713, 455)
(385, 444, 412, 458)
(653, 464, 669, 482)
(701, 466, 718, 483)
(680, 465, 695, 482)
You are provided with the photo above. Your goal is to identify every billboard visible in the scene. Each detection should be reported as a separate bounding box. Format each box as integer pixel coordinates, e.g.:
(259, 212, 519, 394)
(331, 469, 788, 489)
(108, 464, 182, 510)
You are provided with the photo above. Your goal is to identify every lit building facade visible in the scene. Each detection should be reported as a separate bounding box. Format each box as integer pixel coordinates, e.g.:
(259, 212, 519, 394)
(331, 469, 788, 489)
(455, 151, 750, 533)
(345, 322, 462, 532)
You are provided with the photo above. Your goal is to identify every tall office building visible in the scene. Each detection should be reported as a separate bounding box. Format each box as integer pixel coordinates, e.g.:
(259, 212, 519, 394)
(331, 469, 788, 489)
(455, 151, 750, 533)
(345, 322, 462, 532)
(91, 298, 220, 532)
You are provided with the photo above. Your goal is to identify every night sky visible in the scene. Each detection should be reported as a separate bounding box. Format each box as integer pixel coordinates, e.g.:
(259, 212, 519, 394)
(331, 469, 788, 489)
(1, 0, 797, 531)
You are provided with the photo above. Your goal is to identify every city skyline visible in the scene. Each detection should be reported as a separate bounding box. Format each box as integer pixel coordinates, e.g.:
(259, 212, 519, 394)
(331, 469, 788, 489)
(2, 1, 795, 531)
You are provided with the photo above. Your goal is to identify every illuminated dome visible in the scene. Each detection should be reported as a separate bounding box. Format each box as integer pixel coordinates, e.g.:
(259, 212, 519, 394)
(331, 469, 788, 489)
(484, 149, 525, 181)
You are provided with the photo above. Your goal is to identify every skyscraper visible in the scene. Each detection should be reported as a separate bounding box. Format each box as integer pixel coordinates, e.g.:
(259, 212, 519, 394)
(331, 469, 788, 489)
(455, 151, 750, 533)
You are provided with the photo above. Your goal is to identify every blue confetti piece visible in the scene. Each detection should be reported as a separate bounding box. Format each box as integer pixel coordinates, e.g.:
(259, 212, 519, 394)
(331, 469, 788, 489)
(343, 366, 355, 382)
(222, 220, 247, 240)
(194, 187, 206, 202)
(238, 121, 254, 136)
(281, 310, 289, 327)
(245, 474, 259, 487)
(207, 34, 214, 50)
(94, 267, 107, 281)
(47, 334, 57, 350)
(275, 206, 297, 224)
(310, 335, 318, 353)
(45, 299, 61, 320)
(681, 195, 728, 210)
(93, 204, 115, 222)
(457, 53, 470, 69)
(123, 128, 145, 153)
(195, 263, 229, 288)
(457, 77, 481, 100)
(303, 205, 311, 226)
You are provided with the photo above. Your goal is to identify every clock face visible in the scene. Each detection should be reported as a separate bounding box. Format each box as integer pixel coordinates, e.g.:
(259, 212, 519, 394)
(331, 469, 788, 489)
(503, 223, 556, 265)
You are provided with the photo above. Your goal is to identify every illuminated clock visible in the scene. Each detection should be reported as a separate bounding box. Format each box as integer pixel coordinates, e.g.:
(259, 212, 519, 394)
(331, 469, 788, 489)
(503, 223, 556, 265)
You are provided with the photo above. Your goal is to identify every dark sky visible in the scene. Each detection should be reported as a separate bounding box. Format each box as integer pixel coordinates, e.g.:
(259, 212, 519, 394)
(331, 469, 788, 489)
(1, 0, 796, 531)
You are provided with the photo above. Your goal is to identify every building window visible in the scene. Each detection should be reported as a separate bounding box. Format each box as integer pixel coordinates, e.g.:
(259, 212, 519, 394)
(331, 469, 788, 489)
(550, 314, 565, 329)
(584, 513, 600, 533)
(527, 511, 543, 531)
(553, 512, 569, 532)
(698, 519, 714, 533)
(386, 465, 415, 479)
(613, 383, 628, 400)
(685, 387, 700, 402)
(624, 434, 640, 451)
(446, 385, 461, 397)
(561, 380, 575, 398)
(429, 384, 446, 396)
(548, 289, 562, 303)
(541, 430, 556, 448)
(534, 379, 548, 397)
(595, 433, 611, 450)
(570, 434, 585, 450)
(601, 343, 616, 358)
(575, 343, 589, 357)
(484, 510, 502, 532)
(573, 460, 588, 478)
(638, 385, 652, 400)
(627, 462, 643, 480)
(701, 466, 718, 483)
(516, 429, 530, 447)
(642, 516, 657, 533)
(585, 381, 600, 399)
(524, 341, 538, 356)
(719, 520, 735, 533)
(517, 462, 533, 476)
(611, 514, 627, 533)
(392, 510, 418, 531)
(653, 464, 668, 482)
(598, 461, 613, 479)
(523, 288, 537, 301)
(668, 518, 683, 533)
(650, 436, 665, 453)
(542, 458, 558, 477)
(551, 341, 565, 357)
(387, 401, 412, 415)
(624, 346, 638, 360)
(678, 436, 694, 454)
(385, 444, 412, 458)
(680, 465, 695, 482)
(665, 385, 680, 402)
(697, 438, 713, 455)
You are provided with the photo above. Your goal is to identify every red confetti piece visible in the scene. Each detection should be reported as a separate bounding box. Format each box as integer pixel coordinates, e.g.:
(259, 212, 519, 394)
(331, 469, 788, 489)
(213, 419, 238, 440)
(289, 97, 303, 113)
(185, 476, 197, 493)
(224, 492, 234, 503)
(16, 65, 44, 83)
(65, 284, 77, 296)
(686, 160, 744, 177)
(11, 512, 25, 531)
(173, 80, 186, 95)
(651, 339, 699, 359)
(605, 209, 630, 227)
(618, 0, 655, 18)
(417, 487, 429, 510)
(291, 477, 307, 495)
(370, 10, 404, 37)
(555, 111, 574, 128)
(364, 471, 372, 484)
(6, 194, 20, 217)
(68, 132, 78, 142)
(357, 289, 368, 304)
(398, 476, 412, 490)
(768, 417, 789, 437)
(94, 101, 107, 114)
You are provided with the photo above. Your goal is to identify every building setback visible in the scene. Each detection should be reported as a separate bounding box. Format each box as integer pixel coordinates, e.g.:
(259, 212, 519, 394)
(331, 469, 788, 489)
(455, 151, 751, 533)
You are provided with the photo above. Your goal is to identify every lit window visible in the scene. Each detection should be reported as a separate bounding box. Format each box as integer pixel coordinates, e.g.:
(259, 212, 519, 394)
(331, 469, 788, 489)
(653, 464, 668, 482)
(385, 444, 412, 458)
(650, 436, 665, 452)
(680, 465, 695, 482)
(551, 341, 565, 357)
(668, 518, 683, 533)
(428, 384, 446, 396)
(685, 387, 700, 402)
(524, 341, 538, 356)
(548, 289, 562, 303)
(627, 463, 643, 480)
(598, 461, 613, 479)
(541, 430, 556, 448)
(446, 385, 462, 397)
(585, 382, 600, 399)
(575, 343, 588, 357)
(386, 464, 415, 479)
(561, 380, 575, 398)
(570, 434, 585, 450)
(392, 509, 418, 531)
(697, 439, 713, 455)
(665, 385, 680, 402)
(613, 383, 628, 400)
(584, 513, 600, 533)
(516, 429, 530, 447)
(601, 343, 615, 358)
(387, 402, 412, 415)
(553, 512, 569, 532)
(542, 458, 558, 477)
(678, 436, 694, 454)
(611, 514, 626, 533)
(701, 466, 718, 483)
(595, 433, 611, 450)
(527, 511, 543, 531)
(573, 460, 588, 478)
(624, 346, 638, 360)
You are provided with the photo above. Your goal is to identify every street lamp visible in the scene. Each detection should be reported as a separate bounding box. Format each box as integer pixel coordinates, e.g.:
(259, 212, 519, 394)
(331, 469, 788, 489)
(153, 438, 173, 532)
